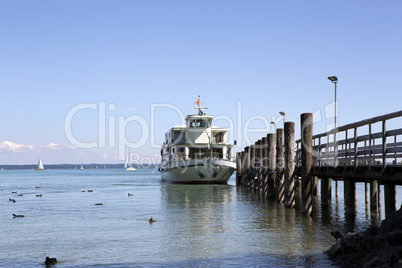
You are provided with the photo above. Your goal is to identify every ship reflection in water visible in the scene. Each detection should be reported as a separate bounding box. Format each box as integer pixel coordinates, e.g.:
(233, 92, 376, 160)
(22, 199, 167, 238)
(159, 183, 339, 267)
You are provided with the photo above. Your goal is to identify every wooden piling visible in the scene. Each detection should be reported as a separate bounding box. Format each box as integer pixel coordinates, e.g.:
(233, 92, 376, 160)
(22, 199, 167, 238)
(384, 184, 396, 217)
(255, 140, 262, 192)
(276, 128, 284, 203)
(267, 133, 276, 199)
(301, 113, 313, 216)
(261, 137, 268, 196)
(370, 180, 378, 213)
(284, 121, 295, 208)
(378, 184, 382, 218)
(313, 176, 319, 196)
(344, 179, 356, 214)
(365, 182, 369, 206)
(236, 152, 242, 186)
(243, 146, 250, 186)
(250, 145, 255, 189)
(321, 177, 331, 206)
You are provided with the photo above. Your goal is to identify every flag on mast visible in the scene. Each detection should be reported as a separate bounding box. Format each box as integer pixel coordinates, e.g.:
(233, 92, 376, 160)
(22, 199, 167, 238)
(196, 96, 200, 107)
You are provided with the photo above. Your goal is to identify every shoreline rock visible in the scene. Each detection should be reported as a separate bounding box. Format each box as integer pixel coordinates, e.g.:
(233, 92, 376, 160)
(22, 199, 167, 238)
(325, 205, 402, 267)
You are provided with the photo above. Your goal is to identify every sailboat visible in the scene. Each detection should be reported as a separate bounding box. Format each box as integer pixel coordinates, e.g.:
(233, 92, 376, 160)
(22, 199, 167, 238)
(125, 150, 136, 171)
(80, 162, 84, 170)
(36, 158, 44, 171)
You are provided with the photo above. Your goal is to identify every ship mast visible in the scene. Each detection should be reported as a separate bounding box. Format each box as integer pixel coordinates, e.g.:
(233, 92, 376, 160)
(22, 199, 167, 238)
(195, 95, 208, 115)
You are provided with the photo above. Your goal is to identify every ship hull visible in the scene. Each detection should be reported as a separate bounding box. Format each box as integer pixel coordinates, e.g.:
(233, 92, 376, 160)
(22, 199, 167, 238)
(160, 158, 236, 184)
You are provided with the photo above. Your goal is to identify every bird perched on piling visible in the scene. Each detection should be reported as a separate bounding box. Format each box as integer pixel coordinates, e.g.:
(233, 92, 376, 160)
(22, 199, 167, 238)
(44, 256, 57, 267)
(331, 231, 344, 240)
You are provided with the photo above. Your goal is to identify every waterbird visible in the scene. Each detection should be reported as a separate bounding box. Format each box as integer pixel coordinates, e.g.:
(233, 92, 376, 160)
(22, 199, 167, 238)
(128, 193, 133, 196)
(36, 194, 42, 197)
(11, 191, 17, 194)
(9, 198, 16, 203)
(18, 194, 23, 196)
(149, 217, 155, 223)
(95, 203, 103, 205)
(35, 186, 41, 188)
(13, 214, 24, 218)
(331, 231, 344, 240)
(44, 256, 57, 267)
(88, 190, 93, 192)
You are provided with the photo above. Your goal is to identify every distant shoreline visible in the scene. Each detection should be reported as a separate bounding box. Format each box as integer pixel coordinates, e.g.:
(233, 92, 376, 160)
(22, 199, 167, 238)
(0, 164, 159, 170)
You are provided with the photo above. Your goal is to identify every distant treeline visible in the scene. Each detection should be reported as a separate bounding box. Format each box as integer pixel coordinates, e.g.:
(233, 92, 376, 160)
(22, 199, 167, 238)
(0, 164, 159, 170)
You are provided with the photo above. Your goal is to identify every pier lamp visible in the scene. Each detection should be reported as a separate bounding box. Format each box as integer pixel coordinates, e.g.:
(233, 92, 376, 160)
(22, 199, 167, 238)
(328, 75, 339, 181)
(270, 121, 276, 133)
(279, 111, 285, 125)
(327, 76, 338, 129)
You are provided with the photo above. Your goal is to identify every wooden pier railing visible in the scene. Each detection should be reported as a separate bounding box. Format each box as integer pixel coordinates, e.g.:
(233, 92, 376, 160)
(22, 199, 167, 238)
(236, 110, 402, 218)
(295, 110, 402, 182)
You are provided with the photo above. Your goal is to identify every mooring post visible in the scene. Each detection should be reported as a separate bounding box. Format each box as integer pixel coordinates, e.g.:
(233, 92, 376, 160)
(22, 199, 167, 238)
(255, 139, 262, 192)
(236, 152, 242, 186)
(284, 121, 295, 208)
(321, 177, 332, 206)
(384, 184, 396, 217)
(250, 145, 255, 188)
(258, 139, 264, 193)
(261, 137, 268, 196)
(242, 147, 249, 186)
(276, 128, 284, 203)
(344, 179, 356, 214)
(301, 113, 313, 216)
(267, 133, 277, 199)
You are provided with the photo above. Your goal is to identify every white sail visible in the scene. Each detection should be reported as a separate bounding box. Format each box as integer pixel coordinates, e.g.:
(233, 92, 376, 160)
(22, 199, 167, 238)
(80, 162, 84, 170)
(125, 150, 136, 171)
(36, 158, 44, 170)
(124, 156, 129, 169)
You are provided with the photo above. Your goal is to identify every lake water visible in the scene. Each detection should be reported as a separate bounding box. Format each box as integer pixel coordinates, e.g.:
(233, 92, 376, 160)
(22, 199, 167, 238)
(1, 169, 400, 267)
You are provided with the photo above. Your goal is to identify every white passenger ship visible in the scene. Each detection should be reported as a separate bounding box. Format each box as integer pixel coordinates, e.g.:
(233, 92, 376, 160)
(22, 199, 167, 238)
(159, 98, 236, 184)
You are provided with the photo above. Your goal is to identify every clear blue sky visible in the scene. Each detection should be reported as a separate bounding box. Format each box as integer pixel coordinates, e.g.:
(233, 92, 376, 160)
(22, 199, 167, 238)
(1, 0, 401, 165)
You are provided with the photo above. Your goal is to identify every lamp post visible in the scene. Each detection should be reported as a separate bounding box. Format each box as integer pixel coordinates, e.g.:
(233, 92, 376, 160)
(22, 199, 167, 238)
(279, 111, 285, 127)
(327, 76, 338, 129)
(270, 121, 276, 133)
(328, 76, 339, 197)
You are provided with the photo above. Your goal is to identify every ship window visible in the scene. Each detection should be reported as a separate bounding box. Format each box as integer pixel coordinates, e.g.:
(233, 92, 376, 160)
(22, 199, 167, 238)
(212, 148, 223, 158)
(214, 132, 224, 143)
(189, 147, 197, 158)
(196, 120, 205, 127)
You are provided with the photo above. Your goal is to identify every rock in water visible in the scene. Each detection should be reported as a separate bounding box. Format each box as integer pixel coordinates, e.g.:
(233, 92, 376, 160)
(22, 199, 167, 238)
(325, 205, 402, 267)
(331, 231, 344, 240)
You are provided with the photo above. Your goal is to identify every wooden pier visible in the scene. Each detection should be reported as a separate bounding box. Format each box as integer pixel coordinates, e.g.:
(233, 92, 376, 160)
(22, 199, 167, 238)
(236, 110, 402, 218)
